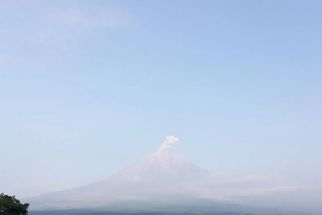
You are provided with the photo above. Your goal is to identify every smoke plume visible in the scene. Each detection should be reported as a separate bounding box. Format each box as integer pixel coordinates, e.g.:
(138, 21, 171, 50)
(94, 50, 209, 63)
(156, 135, 179, 154)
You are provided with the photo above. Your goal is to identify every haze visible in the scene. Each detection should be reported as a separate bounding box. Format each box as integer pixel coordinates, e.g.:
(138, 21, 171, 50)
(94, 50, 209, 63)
(0, 0, 322, 213)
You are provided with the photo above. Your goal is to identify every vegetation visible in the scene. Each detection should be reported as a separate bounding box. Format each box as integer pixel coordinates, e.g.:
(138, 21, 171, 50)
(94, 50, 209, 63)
(0, 193, 29, 215)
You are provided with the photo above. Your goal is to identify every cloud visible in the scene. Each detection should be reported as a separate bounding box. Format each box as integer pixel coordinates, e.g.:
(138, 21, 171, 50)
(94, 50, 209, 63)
(0, 2, 132, 74)
(0, 2, 132, 48)
(47, 4, 131, 31)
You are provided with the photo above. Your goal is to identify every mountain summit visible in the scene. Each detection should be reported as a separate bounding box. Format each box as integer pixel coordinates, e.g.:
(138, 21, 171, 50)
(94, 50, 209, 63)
(114, 136, 209, 184)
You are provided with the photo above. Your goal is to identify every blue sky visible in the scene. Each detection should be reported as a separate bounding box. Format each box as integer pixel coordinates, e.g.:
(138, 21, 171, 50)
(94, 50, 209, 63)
(0, 0, 322, 197)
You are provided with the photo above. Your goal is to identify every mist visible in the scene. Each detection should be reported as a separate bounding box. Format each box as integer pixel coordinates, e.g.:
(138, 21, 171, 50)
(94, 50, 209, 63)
(1, 1, 322, 214)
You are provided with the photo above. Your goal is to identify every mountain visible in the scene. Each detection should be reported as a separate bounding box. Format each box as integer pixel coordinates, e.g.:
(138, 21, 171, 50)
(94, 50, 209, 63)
(29, 136, 218, 211)
(27, 136, 313, 215)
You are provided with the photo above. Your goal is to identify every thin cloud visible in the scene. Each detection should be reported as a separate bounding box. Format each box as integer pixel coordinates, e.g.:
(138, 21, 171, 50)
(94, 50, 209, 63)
(47, 5, 131, 31)
(0, 2, 133, 74)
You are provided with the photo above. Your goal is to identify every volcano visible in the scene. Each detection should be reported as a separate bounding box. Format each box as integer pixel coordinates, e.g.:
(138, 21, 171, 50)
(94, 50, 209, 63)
(29, 136, 217, 211)
(28, 136, 302, 214)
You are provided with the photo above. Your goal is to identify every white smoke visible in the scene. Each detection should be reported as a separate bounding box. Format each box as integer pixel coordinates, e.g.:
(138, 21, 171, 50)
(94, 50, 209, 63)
(156, 135, 179, 154)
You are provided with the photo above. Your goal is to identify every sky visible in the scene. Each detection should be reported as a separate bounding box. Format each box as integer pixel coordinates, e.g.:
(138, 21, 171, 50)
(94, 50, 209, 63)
(0, 0, 322, 199)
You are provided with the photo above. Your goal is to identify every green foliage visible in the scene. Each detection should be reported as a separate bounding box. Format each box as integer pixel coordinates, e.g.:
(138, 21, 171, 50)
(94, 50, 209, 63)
(0, 193, 29, 215)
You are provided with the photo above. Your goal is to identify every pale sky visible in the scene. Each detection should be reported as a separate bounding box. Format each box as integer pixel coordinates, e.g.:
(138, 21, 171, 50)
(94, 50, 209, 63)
(0, 0, 322, 199)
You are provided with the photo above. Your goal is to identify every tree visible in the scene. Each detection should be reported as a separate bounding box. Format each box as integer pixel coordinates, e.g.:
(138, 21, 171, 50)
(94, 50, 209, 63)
(0, 193, 29, 215)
